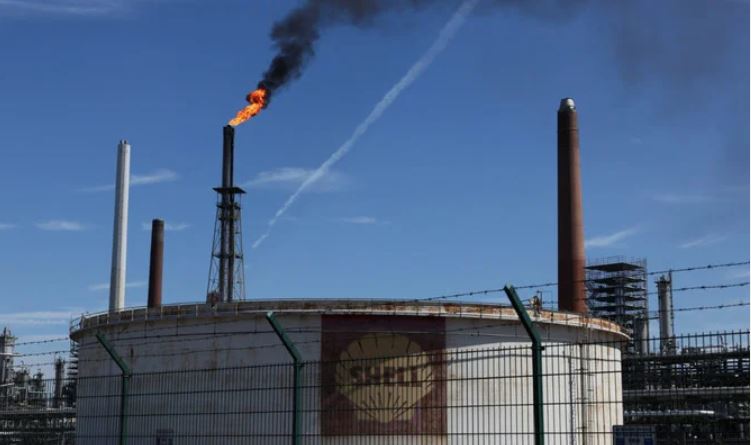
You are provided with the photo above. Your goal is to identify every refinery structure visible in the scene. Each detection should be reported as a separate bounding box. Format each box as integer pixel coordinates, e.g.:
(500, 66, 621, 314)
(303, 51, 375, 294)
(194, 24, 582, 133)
(68, 98, 632, 444)
(0, 99, 747, 444)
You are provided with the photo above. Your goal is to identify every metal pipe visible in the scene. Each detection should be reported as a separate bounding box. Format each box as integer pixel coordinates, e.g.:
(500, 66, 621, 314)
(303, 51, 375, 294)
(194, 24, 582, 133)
(504, 284, 545, 445)
(557, 98, 587, 314)
(147, 219, 164, 309)
(222, 125, 234, 189)
(109, 140, 131, 312)
(266, 312, 302, 445)
(219, 125, 236, 302)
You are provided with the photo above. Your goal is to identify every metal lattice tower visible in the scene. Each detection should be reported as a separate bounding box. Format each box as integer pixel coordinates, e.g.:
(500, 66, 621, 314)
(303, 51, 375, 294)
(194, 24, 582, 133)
(207, 126, 246, 303)
(586, 257, 649, 353)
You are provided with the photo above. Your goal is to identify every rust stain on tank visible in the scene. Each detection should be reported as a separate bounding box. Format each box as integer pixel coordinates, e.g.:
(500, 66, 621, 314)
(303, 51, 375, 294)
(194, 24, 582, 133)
(71, 299, 627, 342)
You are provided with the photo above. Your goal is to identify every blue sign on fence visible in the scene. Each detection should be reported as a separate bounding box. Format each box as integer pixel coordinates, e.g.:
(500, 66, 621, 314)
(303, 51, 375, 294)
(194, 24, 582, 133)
(613, 425, 656, 445)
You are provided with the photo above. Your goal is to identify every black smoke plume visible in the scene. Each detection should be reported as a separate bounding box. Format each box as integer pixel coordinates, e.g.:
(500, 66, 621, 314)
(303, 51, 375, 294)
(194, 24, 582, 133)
(257, 5, 321, 94)
(257, 0, 746, 129)
(257, 1, 433, 99)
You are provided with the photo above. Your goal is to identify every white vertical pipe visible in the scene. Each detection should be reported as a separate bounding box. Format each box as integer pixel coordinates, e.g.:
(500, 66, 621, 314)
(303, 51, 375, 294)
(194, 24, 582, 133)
(109, 140, 130, 312)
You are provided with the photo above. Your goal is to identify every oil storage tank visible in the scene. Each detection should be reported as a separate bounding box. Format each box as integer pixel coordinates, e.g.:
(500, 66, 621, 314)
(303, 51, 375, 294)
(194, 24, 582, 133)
(71, 299, 626, 444)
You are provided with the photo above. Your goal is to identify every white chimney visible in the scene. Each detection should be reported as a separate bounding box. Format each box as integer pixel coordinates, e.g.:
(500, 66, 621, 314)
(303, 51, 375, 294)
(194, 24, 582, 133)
(109, 140, 130, 312)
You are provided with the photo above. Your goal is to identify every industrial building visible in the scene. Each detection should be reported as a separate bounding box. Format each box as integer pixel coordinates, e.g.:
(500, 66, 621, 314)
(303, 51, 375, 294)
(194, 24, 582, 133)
(584, 257, 749, 443)
(0, 328, 75, 444)
(616, 271, 749, 444)
(0, 96, 728, 444)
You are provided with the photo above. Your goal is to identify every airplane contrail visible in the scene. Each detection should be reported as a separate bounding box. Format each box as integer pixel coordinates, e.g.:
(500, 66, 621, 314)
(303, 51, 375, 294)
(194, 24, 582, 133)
(252, 0, 480, 249)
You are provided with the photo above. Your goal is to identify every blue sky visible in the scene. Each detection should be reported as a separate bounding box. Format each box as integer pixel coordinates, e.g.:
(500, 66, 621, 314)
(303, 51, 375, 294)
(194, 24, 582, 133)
(0, 0, 748, 349)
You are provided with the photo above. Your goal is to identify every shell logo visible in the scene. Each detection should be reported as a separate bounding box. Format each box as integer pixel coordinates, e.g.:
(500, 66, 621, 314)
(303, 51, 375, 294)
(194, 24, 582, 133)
(334, 333, 435, 423)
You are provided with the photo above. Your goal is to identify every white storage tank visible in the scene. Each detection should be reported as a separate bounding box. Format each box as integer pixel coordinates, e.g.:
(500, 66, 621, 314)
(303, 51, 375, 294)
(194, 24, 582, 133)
(70, 300, 627, 444)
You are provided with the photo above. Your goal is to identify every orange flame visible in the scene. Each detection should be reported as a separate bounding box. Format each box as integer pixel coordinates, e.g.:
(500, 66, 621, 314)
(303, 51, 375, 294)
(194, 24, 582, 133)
(228, 88, 268, 126)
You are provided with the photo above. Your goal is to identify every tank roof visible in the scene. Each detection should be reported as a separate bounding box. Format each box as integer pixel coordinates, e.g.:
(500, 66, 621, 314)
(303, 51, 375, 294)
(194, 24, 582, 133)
(70, 298, 627, 340)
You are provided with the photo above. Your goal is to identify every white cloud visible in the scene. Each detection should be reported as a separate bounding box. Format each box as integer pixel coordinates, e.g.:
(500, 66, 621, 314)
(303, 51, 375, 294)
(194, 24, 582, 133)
(0, 310, 81, 326)
(243, 167, 346, 192)
(131, 169, 178, 185)
(336, 216, 379, 225)
(141, 221, 190, 231)
(36, 220, 87, 231)
(88, 280, 147, 292)
(0, 0, 124, 16)
(585, 227, 639, 248)
(78, 183, 115, 192)
(79, 168, 178, 192)
(0, 223, 17, 230)
(679, 234, 727, 249)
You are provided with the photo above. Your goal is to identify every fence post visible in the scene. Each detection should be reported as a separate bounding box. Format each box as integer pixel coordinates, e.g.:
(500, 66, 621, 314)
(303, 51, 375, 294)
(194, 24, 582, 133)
(266, 311, 303, 445)
(504, 284, 545, 445)
(96, 332, 132, 445)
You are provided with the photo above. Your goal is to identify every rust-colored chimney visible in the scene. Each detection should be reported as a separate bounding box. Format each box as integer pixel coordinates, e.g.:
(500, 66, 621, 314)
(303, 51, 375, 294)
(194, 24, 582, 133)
(147, 219, 164, 309)
(557, 98, 587, 313)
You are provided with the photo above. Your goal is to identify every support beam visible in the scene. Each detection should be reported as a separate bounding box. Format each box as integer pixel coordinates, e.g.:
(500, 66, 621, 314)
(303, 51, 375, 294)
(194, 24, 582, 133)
(265, 312, 302, 445)
(504, 284, 545, 445)
(96, 332, 131, 445)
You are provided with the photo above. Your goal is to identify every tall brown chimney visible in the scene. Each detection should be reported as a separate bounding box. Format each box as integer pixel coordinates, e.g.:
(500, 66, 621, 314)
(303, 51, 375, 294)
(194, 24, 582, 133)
(147, 219, 164, 309)
(557, 98, 587, 313)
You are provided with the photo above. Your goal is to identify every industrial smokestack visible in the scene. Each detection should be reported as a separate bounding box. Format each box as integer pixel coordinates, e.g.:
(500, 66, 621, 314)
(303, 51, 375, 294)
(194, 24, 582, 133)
(657, 273, 675, 353)
(207, 126, 246, 304)
(557, 98, 587, 314)
(0, 327, 15, 386)
(222, 125, 234, 189)
(109, 140, 130, 312)
(147, 219, 164, 309)
(632, 316, 650, 355)
(53, 357, 65, 408)
(219, 125, 236, 302)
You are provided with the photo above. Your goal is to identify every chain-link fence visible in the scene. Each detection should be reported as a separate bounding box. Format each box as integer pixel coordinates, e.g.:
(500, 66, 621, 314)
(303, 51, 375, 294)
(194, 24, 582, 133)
(1, 330, 747, 444)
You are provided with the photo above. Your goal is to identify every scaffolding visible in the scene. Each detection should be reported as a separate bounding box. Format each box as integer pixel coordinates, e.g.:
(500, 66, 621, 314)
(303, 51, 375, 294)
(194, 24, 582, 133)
(586, 257, 649, 353)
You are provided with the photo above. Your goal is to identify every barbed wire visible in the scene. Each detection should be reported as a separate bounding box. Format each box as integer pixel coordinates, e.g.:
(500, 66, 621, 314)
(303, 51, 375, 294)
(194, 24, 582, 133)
(13, 337, 70, 347)
(641, 301, 750, 320)
(516, 261, 749, 292)
(574, 281, 749, 303)
(419, 280, 750, 304)
(23, 328, 751, 367)
(412, 261, 748, 302)
(14, 289, 748, 358)
(9, 260, 748, 358)
(10, 361, 60, 369)
(648, 261, 750, 276)
(12, 320, 751, 367)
